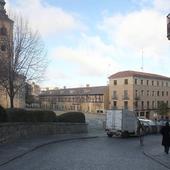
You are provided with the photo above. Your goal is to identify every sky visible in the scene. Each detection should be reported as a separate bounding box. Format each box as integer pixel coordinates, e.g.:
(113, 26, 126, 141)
(6, 0, 170, 89)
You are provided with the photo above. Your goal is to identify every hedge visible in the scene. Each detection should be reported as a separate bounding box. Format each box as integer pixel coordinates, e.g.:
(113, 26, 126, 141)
(6, 109, 57, 122)
(0, 105, 7, 122)
(57, 112, 85, 123)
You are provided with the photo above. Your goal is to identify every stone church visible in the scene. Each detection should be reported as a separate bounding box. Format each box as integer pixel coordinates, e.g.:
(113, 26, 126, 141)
(0, 0, 25, 108)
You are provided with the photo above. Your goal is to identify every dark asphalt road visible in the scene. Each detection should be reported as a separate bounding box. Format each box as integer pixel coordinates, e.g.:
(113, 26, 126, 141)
(0, 136, 168, 170)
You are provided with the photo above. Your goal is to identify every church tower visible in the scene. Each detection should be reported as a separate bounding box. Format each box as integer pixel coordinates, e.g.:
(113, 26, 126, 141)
(0, 0, 14, 108)
(0, 0, 13, 57)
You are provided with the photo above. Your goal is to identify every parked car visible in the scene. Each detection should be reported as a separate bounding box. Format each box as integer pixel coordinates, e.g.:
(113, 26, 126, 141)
(138, 119, 157, 134)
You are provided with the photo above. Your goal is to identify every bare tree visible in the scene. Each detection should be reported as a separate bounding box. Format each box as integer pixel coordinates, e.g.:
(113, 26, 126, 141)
(0, 15, 47, 108)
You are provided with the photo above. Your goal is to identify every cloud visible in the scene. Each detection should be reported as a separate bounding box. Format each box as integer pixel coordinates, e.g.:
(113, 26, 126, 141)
(51, 34, 121, 77)
(99, 1, 170, 71)
(7, 0, 86, 37)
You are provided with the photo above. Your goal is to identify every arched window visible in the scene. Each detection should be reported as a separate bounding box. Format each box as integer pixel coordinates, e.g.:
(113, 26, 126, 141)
(1, 45, 6, 51)
(0, 27, 7, 36)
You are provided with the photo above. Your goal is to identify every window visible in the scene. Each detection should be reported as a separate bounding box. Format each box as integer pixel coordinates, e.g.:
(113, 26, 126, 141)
(152, 81, 154, 86)
(141, 101, 144, 109)
(135, 79, 137, 85)
(1, 45, 6, 51)
(124, 90, 128, 99)
(141, 90, 144, 96)
(152, 101, 155, 109)
(152, 91, 154, 96)
(113, 101, 117, 108)
(147, 90, 149, 96)
(124, 79, 128, 85)
(162, 91, 164, 96)
(112, 91, 117, 99)
(135, 101, 138, 108)
(140, 112, 145, 116)
(157, 101, 160, 108)
(167, 91, 169, 96)
(141, 80, 143, 85)
(124, 101, 128, 109)
(114, 80, 117, 85)
(157, 91, 160, 96)
(135, 90, 138, 97)
(157, 81, 159, 86)
(147, 101, 149, 109)
(162, 81, 164, 87)
(0, 27, 7, 36)
(166, 82, 168, 87)
(147, 80, 149, 85)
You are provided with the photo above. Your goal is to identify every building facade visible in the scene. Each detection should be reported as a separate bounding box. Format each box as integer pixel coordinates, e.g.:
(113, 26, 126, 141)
(109, 71, 170, 119)
(25, 82, 41, 108)
(0, 0, 25, 108)
(39, 86, 109, 113)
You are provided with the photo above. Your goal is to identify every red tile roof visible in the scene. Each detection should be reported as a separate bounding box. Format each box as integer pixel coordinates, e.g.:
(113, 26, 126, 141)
(109, 70, 170, 81)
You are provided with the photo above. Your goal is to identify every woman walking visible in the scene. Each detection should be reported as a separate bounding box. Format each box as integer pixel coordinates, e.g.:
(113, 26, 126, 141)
(160, 122, 170, 154)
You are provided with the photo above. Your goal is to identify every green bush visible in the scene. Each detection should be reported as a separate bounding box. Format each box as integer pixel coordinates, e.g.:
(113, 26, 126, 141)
(0, 105, 7, 122)
(58, 112, 85, 123)
(6, 108, 27, 122)
(6, 108, 57, 122)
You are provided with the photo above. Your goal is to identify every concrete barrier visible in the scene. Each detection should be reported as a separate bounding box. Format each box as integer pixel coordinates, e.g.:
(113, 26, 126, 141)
(0, 122, 88, 143)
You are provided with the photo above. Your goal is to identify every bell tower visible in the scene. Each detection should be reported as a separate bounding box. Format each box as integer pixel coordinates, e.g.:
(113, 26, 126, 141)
(0, 0, 13, 57)
(0, 0, 14, 108)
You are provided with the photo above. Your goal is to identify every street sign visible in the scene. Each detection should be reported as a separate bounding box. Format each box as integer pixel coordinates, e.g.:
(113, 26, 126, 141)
(167, 14, 170, 40)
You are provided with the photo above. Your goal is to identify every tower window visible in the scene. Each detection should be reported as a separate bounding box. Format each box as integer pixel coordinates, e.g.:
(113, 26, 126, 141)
(1, 45, 6, 51)
(0, 27, 7, 36)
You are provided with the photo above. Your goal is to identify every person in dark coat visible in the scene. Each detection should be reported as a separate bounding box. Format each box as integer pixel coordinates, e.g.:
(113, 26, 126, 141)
(160, 122, 170, 154)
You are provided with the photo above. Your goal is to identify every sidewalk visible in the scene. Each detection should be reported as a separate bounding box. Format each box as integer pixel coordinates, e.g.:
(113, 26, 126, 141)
(143, 134, 170, 169)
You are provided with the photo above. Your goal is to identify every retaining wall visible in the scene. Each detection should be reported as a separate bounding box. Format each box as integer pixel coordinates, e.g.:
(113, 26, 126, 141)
(0, 122, 88, 143)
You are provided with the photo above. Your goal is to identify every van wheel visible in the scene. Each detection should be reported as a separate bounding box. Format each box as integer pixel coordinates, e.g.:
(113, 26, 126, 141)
(107, 132, 113, 137)
(121, 131, 129, 138)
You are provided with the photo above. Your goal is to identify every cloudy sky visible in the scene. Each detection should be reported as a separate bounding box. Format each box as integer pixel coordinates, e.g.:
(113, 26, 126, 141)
(6, 0, 170, 88)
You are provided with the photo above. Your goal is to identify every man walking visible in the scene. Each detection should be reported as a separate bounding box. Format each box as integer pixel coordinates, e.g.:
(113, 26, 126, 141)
(160, 122, 170, 154)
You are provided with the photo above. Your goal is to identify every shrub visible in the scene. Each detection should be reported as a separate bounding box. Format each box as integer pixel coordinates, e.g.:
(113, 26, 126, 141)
(6, 108, 27, 122)
(0, 105, 7, 122)
(27, 110, 57, 122)
(6, 108, 57, 122)
(58, 112, 85, 123)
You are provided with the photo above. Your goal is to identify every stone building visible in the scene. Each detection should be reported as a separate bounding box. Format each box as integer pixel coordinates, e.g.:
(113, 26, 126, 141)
(0, 0, 25, 108)
(109, 70, 170, 119)
(25, 82, 41, 108)
(39, 86, 109, 113)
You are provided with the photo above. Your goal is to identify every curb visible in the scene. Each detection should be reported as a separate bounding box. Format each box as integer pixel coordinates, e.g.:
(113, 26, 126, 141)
(0, 136, 99, 167)
(143, 150, 170, 169)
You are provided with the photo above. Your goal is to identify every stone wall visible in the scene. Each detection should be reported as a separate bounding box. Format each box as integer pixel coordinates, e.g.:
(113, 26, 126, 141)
(0, 122, 88, 143)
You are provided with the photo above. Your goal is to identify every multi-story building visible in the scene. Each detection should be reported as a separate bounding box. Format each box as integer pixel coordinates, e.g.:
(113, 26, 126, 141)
(39, 85, 109, 113)
(109, 70, 170, 119)
(25, 82, 41, 108)
(0, 0, 25, 108)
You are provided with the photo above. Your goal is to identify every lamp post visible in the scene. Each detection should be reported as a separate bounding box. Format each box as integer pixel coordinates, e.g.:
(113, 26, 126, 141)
(167, 14, 170, 40)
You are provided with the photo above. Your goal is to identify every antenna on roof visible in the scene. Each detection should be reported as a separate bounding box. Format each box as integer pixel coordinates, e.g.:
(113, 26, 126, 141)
(141, 49, 144, 71)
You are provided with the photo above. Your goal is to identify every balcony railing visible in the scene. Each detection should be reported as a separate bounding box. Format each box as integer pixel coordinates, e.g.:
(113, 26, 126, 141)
(134, 95, 140, 100)
(122, 95, 129, 100)
(112, 95, 118, 100)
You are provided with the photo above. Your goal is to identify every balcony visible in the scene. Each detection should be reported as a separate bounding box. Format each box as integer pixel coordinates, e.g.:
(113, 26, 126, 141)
(122, 95, 129, 100)
(112, 95, 118, 100)
(134, 96, 140, 100)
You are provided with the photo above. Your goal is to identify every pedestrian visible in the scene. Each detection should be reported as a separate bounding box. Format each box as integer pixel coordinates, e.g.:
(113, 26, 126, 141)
(137, 121, 145, 146)
(160, 122, 170, 154)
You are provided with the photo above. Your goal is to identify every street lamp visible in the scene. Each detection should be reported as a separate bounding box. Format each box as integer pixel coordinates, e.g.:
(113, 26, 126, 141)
(167, 14, 170, 40)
